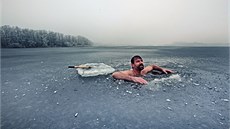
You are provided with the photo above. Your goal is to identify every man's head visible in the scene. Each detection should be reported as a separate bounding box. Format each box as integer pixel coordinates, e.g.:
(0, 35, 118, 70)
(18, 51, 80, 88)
(131, 55, 144, 71)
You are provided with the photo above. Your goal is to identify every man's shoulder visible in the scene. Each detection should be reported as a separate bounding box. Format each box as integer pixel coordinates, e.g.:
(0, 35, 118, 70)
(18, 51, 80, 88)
(116, 69, 133, 76)
(121, 69, 132, 74)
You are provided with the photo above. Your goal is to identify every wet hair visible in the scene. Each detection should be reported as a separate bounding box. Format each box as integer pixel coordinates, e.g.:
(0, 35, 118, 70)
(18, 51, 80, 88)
(131, 55, 143, 64)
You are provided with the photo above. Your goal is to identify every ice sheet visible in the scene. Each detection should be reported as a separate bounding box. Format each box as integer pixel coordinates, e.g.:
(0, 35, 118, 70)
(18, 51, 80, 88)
(77, 63, 115, 77)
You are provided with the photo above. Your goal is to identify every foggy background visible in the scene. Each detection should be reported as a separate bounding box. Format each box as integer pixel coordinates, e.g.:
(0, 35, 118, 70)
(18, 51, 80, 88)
(1, 0, 229, 46)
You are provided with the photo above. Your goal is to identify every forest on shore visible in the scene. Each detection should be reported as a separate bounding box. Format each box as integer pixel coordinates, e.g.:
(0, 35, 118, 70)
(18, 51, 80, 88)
(1, 25, 93, 48)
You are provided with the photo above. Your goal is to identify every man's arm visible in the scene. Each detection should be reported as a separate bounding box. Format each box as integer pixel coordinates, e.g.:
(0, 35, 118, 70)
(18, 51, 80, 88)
(141, 65, 174, 75)
(152, 65, 174, 74)
(112, 71, 148, 85)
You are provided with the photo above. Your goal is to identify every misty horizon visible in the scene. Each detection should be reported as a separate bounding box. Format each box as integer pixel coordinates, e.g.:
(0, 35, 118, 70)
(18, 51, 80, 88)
(2, 0, 229, 46)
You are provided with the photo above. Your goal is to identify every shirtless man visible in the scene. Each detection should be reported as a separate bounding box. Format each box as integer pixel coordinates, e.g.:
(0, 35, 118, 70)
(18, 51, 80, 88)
(112, 55, 174, 84)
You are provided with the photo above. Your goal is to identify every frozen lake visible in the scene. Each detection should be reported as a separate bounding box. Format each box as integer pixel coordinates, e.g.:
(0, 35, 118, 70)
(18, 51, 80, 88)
(1, 46, 229, 129)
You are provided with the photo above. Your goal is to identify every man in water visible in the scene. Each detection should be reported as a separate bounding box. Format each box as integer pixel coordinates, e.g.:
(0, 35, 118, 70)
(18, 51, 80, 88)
(112, 55, 174, 84)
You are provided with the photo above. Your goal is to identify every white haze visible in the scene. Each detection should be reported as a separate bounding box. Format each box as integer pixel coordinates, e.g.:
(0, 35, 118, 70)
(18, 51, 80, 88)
(2, 0, 229, 46)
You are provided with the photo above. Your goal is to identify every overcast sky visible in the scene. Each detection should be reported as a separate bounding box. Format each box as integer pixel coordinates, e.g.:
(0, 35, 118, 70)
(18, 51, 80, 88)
(1, 0, 229, 46)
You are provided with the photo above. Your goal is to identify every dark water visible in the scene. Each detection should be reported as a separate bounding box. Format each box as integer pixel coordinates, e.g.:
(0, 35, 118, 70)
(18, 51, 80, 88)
(1, 46, 229, 129)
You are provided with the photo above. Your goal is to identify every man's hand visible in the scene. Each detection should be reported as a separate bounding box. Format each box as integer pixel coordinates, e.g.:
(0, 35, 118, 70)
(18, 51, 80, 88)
(131, 77, 148, 85)
(162, 68, 174, 74)
(112, 71, 148, 84)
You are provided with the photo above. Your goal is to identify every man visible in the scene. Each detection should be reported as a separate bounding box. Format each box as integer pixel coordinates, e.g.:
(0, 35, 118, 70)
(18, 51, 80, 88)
(112, 55, 174, 84)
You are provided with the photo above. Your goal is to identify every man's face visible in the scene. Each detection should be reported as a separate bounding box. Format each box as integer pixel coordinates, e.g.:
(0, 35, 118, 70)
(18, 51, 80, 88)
(132, 58, 144, 71)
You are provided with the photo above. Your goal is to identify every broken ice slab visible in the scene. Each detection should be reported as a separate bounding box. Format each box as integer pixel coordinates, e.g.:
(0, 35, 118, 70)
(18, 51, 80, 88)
(126, 90, 132, 94)
(166, 99, 171, 102)
(167, 107, 172, 110)
(193, 83, 199, 86)
(221, 99, 229, 102)
(74, 113, 78, 117)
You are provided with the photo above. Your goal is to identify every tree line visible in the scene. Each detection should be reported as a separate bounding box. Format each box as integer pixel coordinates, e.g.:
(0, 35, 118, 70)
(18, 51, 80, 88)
(0, 25, 93, 48)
